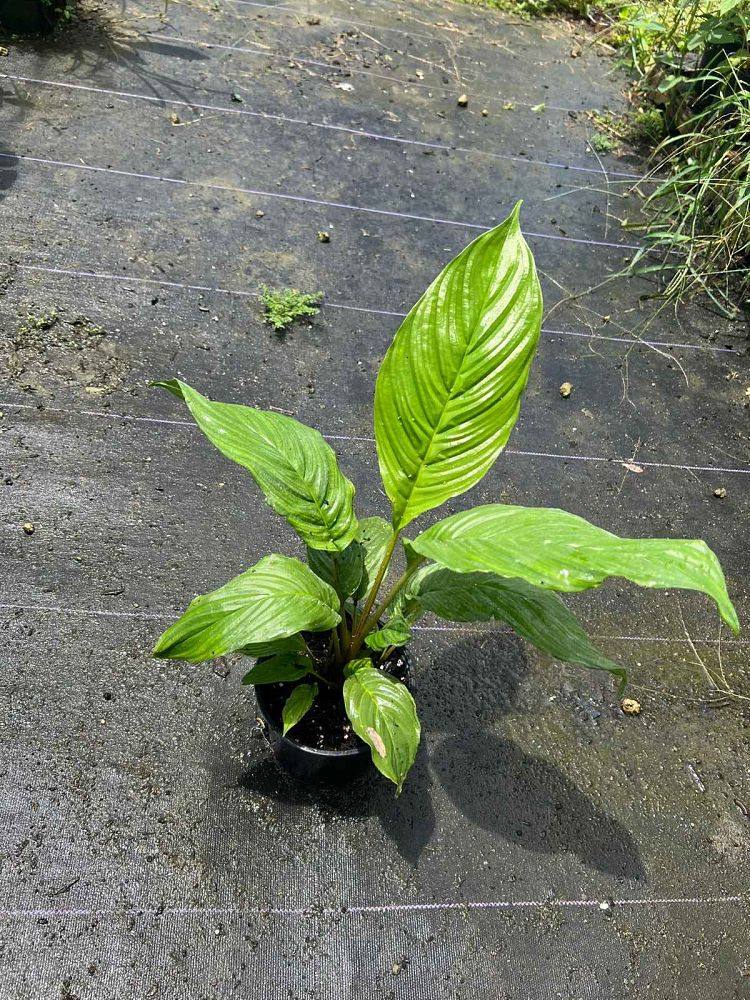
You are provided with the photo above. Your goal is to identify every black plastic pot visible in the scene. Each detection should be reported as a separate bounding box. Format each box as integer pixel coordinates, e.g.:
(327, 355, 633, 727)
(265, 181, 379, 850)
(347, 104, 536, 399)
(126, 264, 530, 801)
(255, 652, 413, 785)
(0, 0, 63, 34)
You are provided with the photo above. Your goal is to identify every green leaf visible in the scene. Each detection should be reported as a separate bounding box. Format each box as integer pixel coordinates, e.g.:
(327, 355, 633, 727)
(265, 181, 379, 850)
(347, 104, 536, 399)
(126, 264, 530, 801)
(374, 204, 542, 530)
(241, 654, 313, 685)
(153, 554, 340, 663)
(306, 542, 364, 599)
(364, 618, 411, 652)
(152, 380, 357, 551)
(409, 566, 625, 686)
(238, 635, 306, 658)
(406, 505, 739, 633)
(282, 682, 319, 736)
(353, 516, 394, 600)
(343, 663, 420, 793)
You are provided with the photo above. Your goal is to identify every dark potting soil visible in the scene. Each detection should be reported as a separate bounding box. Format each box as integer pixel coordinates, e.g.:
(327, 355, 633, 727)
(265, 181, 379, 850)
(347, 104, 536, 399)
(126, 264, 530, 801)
(258, 634, 410, 752)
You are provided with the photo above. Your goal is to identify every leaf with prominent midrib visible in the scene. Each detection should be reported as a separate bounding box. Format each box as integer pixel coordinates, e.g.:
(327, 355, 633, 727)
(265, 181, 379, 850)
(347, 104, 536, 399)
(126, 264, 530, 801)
(282, 683, 319, 736)
(153, 555, 341, 662)
(364, 619, 411, 652)
(153, 380, 357, 551)
(409, 566, 625, 685)
(343, 662, 420, 793)
(406, 505, 738, 632)
(374, 204, 542, 529)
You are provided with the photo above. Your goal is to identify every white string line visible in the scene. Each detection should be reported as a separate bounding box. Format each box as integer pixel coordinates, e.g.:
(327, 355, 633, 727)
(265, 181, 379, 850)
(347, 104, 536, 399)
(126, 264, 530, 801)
(2, 398, 749, 474)
(2, 261, 731, 355)
(0, 68, 646, 182)
(0, 602, 746, 644)
(2, 397, 749, 475)
(0, 895, 744, 919)
(414, 626, 750, 645)
(145, 28, 598, 116)
(0, 149, 640, 252)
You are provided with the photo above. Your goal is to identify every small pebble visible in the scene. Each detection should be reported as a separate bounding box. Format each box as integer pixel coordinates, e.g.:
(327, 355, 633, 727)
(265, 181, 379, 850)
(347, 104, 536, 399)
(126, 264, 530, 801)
(305, 15, 320, 24)
(317, 231, 330, 243)
(169, 112, 181, 125)
(457, 93, 469, 107)
(713, 487, 727, 498)
(230, 92, 244, 103)
(255, 210, 265, 219)
(559, 381, 573, 398)
(481, 108, 488, 116)
(22, 522, 35, 535)
(0, 46, 9, 57)
(621, 698, 641, 716)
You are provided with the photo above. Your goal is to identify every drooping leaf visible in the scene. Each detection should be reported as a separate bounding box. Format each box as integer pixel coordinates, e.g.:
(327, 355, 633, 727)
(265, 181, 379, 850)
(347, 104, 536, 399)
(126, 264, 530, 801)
(343, 662, 420, 793)
(374, 204, 542, 530)
(364, 618, 411, 652)
(282, 682, 319, 736)
(409, 566, 625, 685)
(153, 555, 340, 663)
(353, 516, 394, 601)
(406, 505, 738, 632)
(152, 380, 357, 551)
(307, 542, 364, 599)
(241, 654, 313, 685)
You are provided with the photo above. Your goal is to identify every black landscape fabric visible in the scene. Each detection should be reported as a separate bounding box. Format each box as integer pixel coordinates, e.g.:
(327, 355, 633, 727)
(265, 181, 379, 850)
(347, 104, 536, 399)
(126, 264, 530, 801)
(0, 0, 748, 997)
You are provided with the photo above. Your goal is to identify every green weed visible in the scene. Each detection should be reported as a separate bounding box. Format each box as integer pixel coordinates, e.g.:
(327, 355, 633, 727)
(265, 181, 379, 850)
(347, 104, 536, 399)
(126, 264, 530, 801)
(259, 286, 323, 332)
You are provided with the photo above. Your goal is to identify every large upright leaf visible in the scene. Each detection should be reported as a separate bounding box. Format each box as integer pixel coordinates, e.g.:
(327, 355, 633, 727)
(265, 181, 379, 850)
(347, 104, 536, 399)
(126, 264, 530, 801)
(153, 555, 340, 662)
(154, 380, 357, 551)
(374, 204, 542, 530)
(343, 662, 420, 793)
(409, 566, 625, 684)
(406, 505, 739, 632)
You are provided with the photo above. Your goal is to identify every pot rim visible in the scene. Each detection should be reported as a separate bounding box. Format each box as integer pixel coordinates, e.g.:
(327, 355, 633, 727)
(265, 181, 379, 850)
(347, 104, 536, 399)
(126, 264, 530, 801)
(255, 684, 369, 759)
(253, 645, 412, 759)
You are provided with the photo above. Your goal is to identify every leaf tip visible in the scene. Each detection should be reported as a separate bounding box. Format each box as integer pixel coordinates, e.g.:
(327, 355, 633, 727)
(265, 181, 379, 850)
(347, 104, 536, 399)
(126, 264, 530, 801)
(149, 378, 185, 399)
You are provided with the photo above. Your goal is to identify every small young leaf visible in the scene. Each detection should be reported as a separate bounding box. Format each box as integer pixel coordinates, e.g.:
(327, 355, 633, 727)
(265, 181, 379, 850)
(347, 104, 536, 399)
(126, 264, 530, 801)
(282, 682, 319, 736)
(241, 654, 313, 685)
(343, 665, 420, 793)
(364, 618, 411, 651)
(153, 555, 340, 663)
(152, 380, 357, 551)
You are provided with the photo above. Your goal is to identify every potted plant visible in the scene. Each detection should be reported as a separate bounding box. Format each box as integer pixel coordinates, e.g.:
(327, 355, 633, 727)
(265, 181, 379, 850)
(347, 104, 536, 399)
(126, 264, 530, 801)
(152, 204, 738, 793)
(0, 0, 69, 34)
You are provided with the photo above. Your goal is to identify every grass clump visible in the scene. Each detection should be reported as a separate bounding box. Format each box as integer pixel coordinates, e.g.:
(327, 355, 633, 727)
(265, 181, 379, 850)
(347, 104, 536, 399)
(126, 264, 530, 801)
(259, 286, 323, 332)
(618, 1, 750, 317)
(456, 0, 590, 14)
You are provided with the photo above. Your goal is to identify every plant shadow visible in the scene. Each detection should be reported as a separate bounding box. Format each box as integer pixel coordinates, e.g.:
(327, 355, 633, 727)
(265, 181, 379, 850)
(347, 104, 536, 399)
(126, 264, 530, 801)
(0, 143, 19, 199)
(7, 1, 216, 108)
(239, 746, 436, 868)
(239, 630, 644, 879)
(422, 631, 645, 881)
